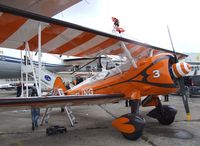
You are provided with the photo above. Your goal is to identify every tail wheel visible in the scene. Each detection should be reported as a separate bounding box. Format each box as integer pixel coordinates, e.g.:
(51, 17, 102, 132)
(112, 114, 146, 140)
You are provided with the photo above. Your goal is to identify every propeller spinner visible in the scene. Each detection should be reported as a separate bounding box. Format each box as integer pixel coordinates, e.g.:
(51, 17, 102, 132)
(172, 62, 191, 78)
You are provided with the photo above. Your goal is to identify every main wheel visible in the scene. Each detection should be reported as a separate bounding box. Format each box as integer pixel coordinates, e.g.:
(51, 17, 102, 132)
(112, 114, 145, 140)
(122, 129, 143, 140)
(157, 115, 175, 125)
(157, 105, 176, 125)
(147, 105, 177, 125)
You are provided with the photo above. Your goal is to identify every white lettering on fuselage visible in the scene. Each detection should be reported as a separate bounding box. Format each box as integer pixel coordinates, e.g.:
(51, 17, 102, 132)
(76, 88, 94, 95)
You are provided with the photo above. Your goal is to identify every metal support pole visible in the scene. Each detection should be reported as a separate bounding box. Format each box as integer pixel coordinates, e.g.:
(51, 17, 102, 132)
(131, 100, 140, 114)
(26, 42, 39, 95)
(38, 23, 42, 96)
(149, 49, 154, 57)
(25, 43, 28, 98)
(20, 49, 24, 97)
(112, 25, 137, 69)
(120, 42, 137, 69)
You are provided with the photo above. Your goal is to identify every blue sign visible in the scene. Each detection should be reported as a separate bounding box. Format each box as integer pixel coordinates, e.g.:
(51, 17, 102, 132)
(44, 75, 51, 81)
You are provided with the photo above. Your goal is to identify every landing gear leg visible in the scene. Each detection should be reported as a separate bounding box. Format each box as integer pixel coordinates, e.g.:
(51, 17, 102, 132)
(130, 99, 140, 114)
(147, 98, 177, 125)
(112, 99, 145, 140)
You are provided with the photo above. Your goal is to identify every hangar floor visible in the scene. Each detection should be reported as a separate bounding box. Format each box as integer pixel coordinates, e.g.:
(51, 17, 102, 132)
(0, 91, 200, 146)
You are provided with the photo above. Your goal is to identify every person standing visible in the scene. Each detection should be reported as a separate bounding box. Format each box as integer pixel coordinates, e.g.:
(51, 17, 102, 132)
(30, 84, 40, 130)
(164, 94, 169, 102)
(31, 107, 40, 130)
(16, 83, 22, 97)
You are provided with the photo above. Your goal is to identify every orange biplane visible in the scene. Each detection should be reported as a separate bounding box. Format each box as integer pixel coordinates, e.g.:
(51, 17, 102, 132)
(0, 5, 192, 140)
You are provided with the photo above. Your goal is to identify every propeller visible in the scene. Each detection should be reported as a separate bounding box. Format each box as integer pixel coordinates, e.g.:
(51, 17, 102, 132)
(167, 26, 191, 121)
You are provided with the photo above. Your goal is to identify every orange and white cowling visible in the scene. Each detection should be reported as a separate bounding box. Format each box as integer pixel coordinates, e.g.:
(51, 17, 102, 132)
(172, 62, 191, 78)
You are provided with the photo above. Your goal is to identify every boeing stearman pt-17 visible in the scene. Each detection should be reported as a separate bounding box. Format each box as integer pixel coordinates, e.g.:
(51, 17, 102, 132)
(0, 5, 192, 140)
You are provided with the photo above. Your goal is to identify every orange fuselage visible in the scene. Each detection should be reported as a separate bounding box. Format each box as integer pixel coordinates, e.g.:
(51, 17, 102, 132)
(67, 53, 177, 100)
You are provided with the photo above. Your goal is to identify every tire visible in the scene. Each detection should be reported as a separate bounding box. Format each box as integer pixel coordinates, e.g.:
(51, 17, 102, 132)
(115, 114, 145, 140)
(157, 105, 176, 125)
(122, 130, 143, 140)
(158, 115, 175, 125)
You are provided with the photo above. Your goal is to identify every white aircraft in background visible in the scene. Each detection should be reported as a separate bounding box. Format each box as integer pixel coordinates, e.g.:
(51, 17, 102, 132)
(0, 47, 121, 78)
(0, 47, 73, 79)
(0, 47, 75, 90)
(0, 47, 118, 91)
(0, 83, 16, 90)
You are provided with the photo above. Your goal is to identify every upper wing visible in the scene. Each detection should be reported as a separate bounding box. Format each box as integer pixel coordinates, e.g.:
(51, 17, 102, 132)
(0, 4, 187, 61)
(0, 0, 81, 17)
(0, 93, 124, 108)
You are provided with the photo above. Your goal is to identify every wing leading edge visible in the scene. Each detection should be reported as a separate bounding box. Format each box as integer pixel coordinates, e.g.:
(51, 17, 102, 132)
(0, 4, 187, 62)
(0, 93, 124, 108)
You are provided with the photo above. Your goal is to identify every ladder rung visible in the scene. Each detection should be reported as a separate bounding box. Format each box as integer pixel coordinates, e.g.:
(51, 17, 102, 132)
(41, 89, 77, 127)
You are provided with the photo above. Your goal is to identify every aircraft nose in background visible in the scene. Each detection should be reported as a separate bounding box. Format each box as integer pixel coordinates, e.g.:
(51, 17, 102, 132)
(172, 62, 191, 78)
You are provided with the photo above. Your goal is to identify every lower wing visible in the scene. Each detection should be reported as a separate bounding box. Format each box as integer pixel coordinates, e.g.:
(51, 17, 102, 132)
(0, 94, 124, 108)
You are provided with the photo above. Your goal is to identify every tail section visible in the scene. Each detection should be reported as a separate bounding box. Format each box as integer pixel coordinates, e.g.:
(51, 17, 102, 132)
(35, 67, 67, 93)
(53, 76, 67, 93)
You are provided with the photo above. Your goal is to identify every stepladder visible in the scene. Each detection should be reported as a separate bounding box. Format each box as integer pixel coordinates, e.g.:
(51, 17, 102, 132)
(40, 88, 77, 127)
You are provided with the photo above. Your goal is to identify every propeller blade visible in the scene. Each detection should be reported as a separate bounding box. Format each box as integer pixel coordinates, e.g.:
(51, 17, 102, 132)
(167, 25, 178, 63)
(167, 25, 191, 120)
(179, 77, 191, 121)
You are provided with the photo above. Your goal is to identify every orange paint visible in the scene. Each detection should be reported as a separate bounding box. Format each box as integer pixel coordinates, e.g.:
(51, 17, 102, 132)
(17, 24, 67, 51)
(142, 95, 159, 107)
(49, 32, 96, 54)
(131, 90, 141, 100)
(107, 43, 135, 55)
(131, 47, 146, 58)
(146, 59, 174, 84)
(67, 53, 178, 99)
(172, 64, 182, 78)
(76, 38, 118, 56)
(0, 13, 27, 43)
(53, 77, 67, 93)
(180, 62, 190, 75)
(112, 117, 135, 134)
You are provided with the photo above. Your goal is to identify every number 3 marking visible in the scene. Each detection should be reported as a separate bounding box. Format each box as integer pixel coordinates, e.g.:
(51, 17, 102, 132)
(153, 70, 160, 78)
